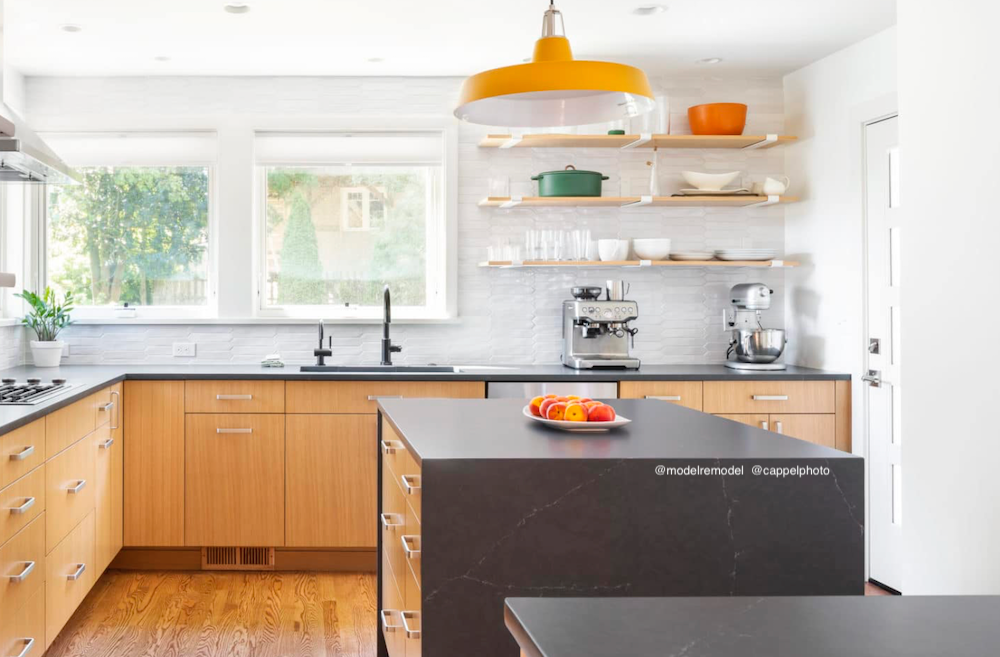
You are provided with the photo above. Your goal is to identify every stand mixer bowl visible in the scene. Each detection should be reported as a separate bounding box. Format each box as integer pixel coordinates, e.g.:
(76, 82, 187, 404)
(731, 329, 787, 363)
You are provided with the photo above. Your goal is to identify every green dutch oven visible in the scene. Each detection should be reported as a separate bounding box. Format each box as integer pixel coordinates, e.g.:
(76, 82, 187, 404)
(531, 165, 609, 197)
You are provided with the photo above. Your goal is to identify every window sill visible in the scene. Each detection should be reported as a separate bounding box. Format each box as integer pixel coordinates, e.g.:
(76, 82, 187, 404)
(65, 316, 462, 326)
(0, 318, 19, 327)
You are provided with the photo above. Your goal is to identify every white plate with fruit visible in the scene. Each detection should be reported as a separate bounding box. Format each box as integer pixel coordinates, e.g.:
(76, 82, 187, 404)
(524, 396, 631, 432)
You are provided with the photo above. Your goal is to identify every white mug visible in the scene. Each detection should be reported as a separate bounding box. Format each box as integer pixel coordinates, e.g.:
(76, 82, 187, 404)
(761, 175, 791, 195)
(598, 239, 630, 262)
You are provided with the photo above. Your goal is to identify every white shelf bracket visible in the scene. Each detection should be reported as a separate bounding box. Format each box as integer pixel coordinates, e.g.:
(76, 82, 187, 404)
(747, 194, 780, 208)
(500, 196, 523, 209)
(621, 132, 653, 150)
(622, 195, 653, 209)
(500, 134, 523, 149)
(743, 134, 778, 150)
(769, 260, 786, 268)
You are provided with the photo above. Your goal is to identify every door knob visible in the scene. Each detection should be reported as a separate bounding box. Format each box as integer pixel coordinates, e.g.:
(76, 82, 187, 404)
(862, 369, 882, 388)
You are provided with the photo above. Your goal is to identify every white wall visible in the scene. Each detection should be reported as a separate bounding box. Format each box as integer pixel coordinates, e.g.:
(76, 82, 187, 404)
(782, 27, 897, 456)
(899, 1, 1000, 594)
(16, 74, 790, 366)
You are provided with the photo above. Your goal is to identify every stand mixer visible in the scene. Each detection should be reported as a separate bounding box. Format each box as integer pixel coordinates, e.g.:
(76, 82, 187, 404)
(723, 283, 787, 371)
(561, 281, 640, 370)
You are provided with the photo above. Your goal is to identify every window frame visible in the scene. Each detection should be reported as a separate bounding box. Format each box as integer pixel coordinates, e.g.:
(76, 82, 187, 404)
(252, 124, 458, 321)
(37, 163, 219, 321)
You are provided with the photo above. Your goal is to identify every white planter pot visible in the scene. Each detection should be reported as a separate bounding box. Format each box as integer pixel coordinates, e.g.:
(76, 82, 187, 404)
(30, 340, 65, 367)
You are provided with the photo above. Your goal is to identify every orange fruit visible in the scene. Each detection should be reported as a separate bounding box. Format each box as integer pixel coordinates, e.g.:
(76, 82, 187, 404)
(545, 402, 568, 421)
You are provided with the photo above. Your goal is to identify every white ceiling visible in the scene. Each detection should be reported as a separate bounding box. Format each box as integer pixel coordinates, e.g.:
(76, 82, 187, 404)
(5, 0, 896, 77)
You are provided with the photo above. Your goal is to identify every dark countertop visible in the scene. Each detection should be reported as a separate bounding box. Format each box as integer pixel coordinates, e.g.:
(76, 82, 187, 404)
(504, 596, 1000, 657)
(377, 398, 857, 462)
(0, 363, 849, 437)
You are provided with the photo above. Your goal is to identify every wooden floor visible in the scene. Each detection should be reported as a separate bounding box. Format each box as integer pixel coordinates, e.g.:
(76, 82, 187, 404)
(47, 571, 378, 657)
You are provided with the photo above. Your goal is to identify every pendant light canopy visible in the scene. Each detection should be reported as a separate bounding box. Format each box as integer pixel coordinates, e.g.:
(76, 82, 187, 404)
(454, 2, 655, 128)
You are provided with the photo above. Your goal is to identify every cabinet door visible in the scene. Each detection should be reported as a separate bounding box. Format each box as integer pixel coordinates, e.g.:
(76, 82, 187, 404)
(110, 384, 124, 561)
(715, 414, 771, 430)
(94, 423, 114, 577)
(770, 414, 836, 448)
(286, 415, 376, 548)
(124, 381, 185, 547)
(186, 414, 285, 546)
(619, 381, 703, 411)
(45, 510, 95, 648)
(45, 433, 95, 553)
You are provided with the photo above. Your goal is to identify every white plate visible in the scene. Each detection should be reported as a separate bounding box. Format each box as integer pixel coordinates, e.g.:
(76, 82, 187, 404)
(715, 253, 777, 261)
(522, 405, 632, 432)
(678, 188, 753, 196)
(670, 252, 716, 260)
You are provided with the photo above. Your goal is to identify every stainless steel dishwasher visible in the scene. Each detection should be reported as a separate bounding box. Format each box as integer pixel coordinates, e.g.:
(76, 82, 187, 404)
(487, 381, 619, 399)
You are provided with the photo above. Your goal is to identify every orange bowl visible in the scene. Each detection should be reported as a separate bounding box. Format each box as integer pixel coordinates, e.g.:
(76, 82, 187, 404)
(687, 103, 748, 135)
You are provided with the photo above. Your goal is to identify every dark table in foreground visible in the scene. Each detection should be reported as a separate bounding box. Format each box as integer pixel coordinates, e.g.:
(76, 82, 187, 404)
(505, 596, 1000, 657)
(376, 399, 864, 657)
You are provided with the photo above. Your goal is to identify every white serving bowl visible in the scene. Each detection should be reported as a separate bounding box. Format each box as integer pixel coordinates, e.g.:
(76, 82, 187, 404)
(632, 238, 672, 260)
(681, 170, 741, 191)
(598, 239, 630, 262)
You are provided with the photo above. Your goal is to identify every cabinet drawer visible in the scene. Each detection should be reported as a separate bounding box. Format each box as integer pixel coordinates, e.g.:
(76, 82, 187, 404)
(0, 513, 45, 620)
(716, 414, 770, 430)
(381, 553, 405, 657)
(45, 435, 95, 553)
(381, 423, 408, 479)
(91, 386, 117, 428)
(619, 381, 703, 411)
(46, 395, 97, 457)
(771, 414, 837, 448)
(2, 421, 45, 489)
(45, 511, 95, 648)
(185, 380, 285, 414)
(185, 414, 285, 546)
(0, 583, 44, 657)
(382, 461, 407, 582)
(286, 381, 484, 414)
(703, 381, 835, 414)
(403, 502, 421, 590)
(399, 450, 421, 524)
(1, 467, 45, 546)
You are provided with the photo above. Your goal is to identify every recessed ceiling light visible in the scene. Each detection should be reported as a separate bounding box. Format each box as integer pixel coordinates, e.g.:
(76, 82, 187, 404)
(366, 57, 384, 63)
(633, 4, 668, 15)
(60, 24, 83, 33)
(223, 3, 250, 14)
(697, 57, 723, 65)
(154, 56, 172, 62)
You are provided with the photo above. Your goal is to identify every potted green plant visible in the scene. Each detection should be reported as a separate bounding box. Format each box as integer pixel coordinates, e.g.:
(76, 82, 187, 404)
(16, 287, 74, 367)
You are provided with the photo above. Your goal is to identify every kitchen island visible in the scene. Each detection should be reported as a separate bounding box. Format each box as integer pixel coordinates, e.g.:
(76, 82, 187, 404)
(376, 398, 864, 657)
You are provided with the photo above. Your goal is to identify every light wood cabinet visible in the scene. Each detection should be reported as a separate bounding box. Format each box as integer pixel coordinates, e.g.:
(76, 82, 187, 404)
(286, 415, 377, 548)
(0, 583, 44, 657)
(45, 395, 97, 458)
(286, 380, 485, 414)
(0, 513, 45, 620)
(769, 414, 836, 448)
(716, 414, 770, 429)
(1, 420, 45, 489)
(619, 381, 704, 411)
(124, 381, 184, 547)
(94, 381, 123, 576)
(703, 381, 835, 414)
(0, 466, 45, 546)
(185, 380, 285, 414)
(185, 414, 285, 546)
(45, 511, 95, 648)
(45, 433, 95, 553)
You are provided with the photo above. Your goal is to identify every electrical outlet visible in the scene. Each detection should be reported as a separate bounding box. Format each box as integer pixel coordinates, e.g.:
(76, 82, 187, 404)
(172, 342, 196, 357)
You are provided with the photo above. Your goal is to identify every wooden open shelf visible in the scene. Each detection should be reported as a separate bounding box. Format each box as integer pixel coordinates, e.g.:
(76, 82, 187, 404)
(479, 259, 798, 269)
(478, 133, 797, 150)
(479, 195, 798, 209)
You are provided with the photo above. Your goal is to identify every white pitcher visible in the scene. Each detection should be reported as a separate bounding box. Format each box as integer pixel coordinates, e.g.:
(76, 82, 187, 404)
(761, 175, 791, 195)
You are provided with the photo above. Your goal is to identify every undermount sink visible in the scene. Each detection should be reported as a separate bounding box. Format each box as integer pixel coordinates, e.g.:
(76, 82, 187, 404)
(299, 365, 462, 373)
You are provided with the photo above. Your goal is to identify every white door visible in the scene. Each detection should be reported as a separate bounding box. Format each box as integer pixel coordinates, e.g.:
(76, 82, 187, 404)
(865, 115, 902, 592)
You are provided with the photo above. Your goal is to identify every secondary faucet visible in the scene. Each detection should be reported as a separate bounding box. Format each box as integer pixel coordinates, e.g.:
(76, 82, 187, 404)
(381, 285, 402, 366)
(314, 319, 332, 366)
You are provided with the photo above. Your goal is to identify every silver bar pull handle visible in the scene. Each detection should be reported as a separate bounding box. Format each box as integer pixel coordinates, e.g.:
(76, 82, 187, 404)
(761, 421, 769, 431)
(216, 428, 252, 434)
(67, 479, 87, 494)
(380, 609, 403, 633)
(401, 611, 422, 639)
(99, 438, 114, 449)
(216, 394, 253, 400)
(775, 421, 784, 434)
(369, 395, 403, 401)
(401, 474, 421, 494)
(67, 563, 86, 581)
(752, 395, 789, 401)
(110, 390, 120, 430)
(9, 445, 34, 461)
(380, 513, 404, 529)
(646, 395, 682, 401)
(7, 561, 35, 582)
(98, 402, 114, 413)
(381, 440, 403, 454)
(8, 497, 35, 515)
(11, 638, 34, 657)
(401, 535, 421, 559)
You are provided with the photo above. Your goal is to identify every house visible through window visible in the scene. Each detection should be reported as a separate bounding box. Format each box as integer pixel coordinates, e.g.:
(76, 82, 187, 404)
(255, 130, 450, 318)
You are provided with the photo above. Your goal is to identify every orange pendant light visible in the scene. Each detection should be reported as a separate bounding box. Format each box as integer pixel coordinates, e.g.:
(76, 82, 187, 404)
(454, 2, 655, 127)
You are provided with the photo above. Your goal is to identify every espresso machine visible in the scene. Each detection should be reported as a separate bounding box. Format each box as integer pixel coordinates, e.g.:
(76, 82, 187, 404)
(723, 283, 787, 371)
(561, 281, 640, 370)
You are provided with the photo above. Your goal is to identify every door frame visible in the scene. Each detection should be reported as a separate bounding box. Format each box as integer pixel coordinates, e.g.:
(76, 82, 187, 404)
(854, 93, 898, 585)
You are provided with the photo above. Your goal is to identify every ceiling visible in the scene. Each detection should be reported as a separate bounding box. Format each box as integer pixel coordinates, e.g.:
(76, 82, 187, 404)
(5, 0, 896, 78)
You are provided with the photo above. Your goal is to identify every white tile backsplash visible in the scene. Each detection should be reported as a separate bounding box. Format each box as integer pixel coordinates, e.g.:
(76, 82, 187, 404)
(21, 73, 787, 367)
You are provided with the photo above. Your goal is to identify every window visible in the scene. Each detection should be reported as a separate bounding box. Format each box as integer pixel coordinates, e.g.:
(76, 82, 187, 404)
(255, 130, 453, 319)
(39, 133, 216, 318)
